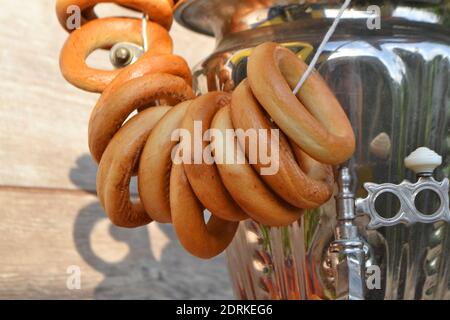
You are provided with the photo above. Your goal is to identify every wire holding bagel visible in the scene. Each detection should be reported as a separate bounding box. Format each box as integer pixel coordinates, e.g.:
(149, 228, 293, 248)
(56, 0, 355, 258)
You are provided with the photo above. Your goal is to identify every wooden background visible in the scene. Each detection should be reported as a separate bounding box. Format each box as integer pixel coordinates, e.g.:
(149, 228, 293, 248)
(0, 0, 235, 299)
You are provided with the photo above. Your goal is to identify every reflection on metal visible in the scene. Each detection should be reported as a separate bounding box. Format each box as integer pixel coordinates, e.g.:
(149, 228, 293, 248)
(329, 167, 366, 300)
(174, 0, 450, 39)
(177, 0, 450, 300)
(223, 42, 313, 89)
(369, 132, 391, 160)
(109, 42, 143, 68)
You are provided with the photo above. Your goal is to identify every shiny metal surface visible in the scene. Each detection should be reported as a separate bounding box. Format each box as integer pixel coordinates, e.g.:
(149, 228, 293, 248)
(109, 42, 143, 68)
(330, 167, 366, 300)
(356, 176, 450, 228)
(176, 0, 450, 299)
(175, 0, 450, 39)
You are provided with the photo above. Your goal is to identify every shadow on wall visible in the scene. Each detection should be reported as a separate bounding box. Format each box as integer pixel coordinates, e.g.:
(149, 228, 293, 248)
(69, 154, 234, 299)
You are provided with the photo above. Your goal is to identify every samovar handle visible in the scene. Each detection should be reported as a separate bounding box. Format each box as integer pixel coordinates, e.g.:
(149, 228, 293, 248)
(356, 147, 450, 228)
(330, 147, 449, 300)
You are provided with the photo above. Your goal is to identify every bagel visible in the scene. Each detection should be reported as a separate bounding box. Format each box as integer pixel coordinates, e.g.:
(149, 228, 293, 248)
(56, 0, 173, 31)
(247, 42, 355, 165)
(97, 106, 171, 227)
(180, 93, 248, 222)
(211, 106, 304, 226)
(56, 4, 357, 259)
(170, 162, 239, 259)
(138, 101, 193, 223)
(99, 54, 192, 97)
(88, 73, 195, 163)
(59, 17, 173, 92)
(231, 79, 334, 209)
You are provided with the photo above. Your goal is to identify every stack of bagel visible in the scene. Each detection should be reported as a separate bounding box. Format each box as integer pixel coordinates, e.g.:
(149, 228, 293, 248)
(56, 0, 355, 258)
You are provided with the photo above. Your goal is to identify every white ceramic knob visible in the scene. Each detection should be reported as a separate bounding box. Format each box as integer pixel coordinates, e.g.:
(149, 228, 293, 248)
(404, 147, 442, 175)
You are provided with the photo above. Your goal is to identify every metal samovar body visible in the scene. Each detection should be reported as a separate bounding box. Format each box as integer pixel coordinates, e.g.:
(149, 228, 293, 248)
(174, 0, 450, 300)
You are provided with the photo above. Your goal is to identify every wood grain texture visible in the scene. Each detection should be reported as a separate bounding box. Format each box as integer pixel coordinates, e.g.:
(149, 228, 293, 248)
(0, 188, 233, 300)
(0, 0, 231, 300)
(0, 0, 214, 192)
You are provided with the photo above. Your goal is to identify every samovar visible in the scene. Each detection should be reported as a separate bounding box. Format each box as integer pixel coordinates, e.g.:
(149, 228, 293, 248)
(174, 0, 450, 300)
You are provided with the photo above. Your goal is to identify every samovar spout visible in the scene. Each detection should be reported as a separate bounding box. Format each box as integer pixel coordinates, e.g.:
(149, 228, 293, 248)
(329, 167, 366, 300)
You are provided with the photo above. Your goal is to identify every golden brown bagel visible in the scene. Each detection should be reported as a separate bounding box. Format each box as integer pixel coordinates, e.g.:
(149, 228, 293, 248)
(97, 106, 171, 228)
(93, 85, 242, 255)
(88, 73, 195, 163)
(59, 17, 173, 92)
(181, 93, 248, 222)
(170, 162, 239, 259)
(247, 42, 355, 165)
(99, 54, 192, 98)
(57, 18, 356, 259)
(138, 100, 193, 223)
(94, 54, 192, 112)
(231, 79, 334, 209)
(56, 0, 174, 31)
(211, 106, 304, 226)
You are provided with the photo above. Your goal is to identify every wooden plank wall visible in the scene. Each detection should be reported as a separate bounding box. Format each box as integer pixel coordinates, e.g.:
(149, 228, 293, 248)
(0, 0, 234, 299)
